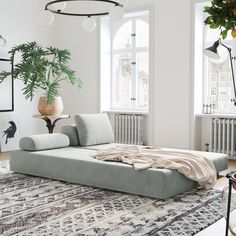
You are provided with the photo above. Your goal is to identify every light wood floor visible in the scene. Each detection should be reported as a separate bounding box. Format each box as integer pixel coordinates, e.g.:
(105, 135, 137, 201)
(0, 152, 236, 235)
(0, 152, 10, 161)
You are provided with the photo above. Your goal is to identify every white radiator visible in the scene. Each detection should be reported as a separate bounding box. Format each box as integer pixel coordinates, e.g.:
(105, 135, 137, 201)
(210, 118, 236, 158)
(113, 114, 144, 145)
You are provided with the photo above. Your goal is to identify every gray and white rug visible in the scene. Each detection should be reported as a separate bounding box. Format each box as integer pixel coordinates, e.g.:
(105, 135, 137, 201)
(0, 160, 224, 236)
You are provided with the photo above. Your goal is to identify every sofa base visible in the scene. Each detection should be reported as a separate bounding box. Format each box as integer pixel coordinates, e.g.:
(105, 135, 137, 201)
(10, 145, 228, 199)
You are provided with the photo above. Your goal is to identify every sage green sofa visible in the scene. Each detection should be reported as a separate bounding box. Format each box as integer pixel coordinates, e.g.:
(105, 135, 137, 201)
(10, 113, 228, 199)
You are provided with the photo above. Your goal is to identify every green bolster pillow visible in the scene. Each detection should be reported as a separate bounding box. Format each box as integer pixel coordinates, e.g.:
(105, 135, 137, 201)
(20, 133, 70, 151)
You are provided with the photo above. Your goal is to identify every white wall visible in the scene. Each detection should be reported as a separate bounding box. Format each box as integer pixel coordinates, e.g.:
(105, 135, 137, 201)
(0, 0, 195, 149)
(51, 0, 193, 148)
(0, 0, 54, 136)
(51, 15, 100, 128)
(140, 0, 192, 149)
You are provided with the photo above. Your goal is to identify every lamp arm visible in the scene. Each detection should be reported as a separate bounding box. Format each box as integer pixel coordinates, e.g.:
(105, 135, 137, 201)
(220, 42, 231, 52)
(220, 42, 236, 106)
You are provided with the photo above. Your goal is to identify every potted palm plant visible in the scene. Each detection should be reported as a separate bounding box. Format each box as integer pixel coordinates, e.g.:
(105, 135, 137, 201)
(204, 0, 236, 39)
(0, 41, 82, 115)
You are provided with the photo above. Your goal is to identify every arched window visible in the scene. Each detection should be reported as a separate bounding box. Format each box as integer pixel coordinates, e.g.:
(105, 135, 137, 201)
(111, 11, 149, 111)
(195, 2, 236, 113)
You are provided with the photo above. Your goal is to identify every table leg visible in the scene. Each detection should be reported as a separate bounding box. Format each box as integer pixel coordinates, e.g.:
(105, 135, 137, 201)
(41, 117, 65, 133)
(225, 178, 232, 236)
(42, 117, 54, 133)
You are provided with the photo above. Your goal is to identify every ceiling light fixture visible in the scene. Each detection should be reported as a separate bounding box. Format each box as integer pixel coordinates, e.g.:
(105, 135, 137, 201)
(45, 0, 126, 31)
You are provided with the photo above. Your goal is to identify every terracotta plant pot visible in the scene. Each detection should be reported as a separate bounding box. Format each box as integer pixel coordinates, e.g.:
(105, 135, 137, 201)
(231, 28, 236, 38)
(38, 96, 64, 116)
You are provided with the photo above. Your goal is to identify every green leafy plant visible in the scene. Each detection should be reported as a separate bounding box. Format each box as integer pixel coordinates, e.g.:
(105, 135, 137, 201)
(0, 41, 82, 103)
(204, 0, 236, 39)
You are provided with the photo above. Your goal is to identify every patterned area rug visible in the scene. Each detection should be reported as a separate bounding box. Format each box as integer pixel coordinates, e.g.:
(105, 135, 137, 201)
(0, 160, 224, 236)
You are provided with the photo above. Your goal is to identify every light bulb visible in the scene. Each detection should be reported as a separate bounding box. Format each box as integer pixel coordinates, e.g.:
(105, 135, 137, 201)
(119, 0, 128, 4)
(52, 1, 67, 11)
(82, 17, 97, 32)
(38, 10, 54, 26)
(109, 6, 124, 21)
(0, 35, 6, 47)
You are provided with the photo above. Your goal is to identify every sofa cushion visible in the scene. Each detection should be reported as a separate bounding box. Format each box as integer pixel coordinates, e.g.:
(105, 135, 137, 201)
(20, 133, 70, 151)
(74, 113, 114, 146)
(61, 125, 80, 146)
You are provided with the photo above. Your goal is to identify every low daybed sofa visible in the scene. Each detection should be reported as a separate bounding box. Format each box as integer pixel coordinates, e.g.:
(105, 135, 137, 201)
(10, 114, 228, 199)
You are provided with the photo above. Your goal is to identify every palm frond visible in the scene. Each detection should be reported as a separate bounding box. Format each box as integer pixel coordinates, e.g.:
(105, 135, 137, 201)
(0, 41, 82, 103)
(46, 82, 59, 104)
(60, 64, 83, 88)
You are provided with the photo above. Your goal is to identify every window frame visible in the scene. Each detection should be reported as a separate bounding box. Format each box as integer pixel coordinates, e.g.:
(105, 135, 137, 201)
(110, 12, 150, 111)
(203, 23, 236, 113)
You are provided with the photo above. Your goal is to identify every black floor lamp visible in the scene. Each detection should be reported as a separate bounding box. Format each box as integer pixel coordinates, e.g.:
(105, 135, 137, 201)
(203, 38, 236, 106)
(204, 39, 236, 236)
(225, 172, 236, 236)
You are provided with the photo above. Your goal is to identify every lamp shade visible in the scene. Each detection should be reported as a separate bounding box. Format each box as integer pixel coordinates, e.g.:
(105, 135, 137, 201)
(82, 17, 97, 32)
(203, 40, 220, 60)
(0, 35, 6, 47)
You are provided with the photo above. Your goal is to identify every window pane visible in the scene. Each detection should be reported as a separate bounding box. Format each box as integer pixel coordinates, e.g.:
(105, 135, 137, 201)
(206, 57, 236, 112)
(113, 21, 132, 50)
(113, 53, 133, 108)
(110, 12, 150, 111)
(202, 3, 236, 114)
(136, 20, 149, 48)
(136, 52, 149, 109)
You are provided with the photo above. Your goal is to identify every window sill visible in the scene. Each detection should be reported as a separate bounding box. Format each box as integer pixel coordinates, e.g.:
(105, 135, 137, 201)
(196, 113, 236, 118)
(103, 110, 149, 116)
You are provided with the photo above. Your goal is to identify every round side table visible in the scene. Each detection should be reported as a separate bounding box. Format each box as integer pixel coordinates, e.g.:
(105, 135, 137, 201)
(33, 114, 70, 133)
